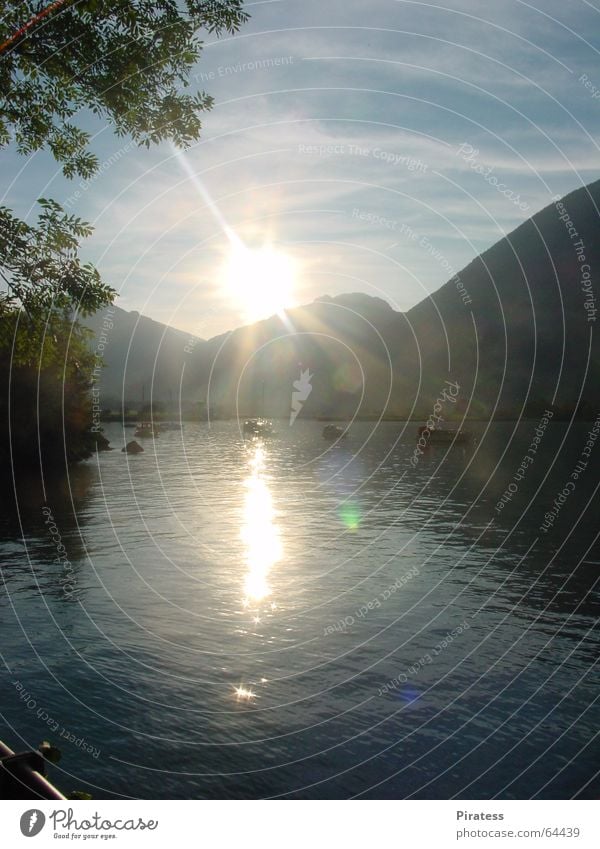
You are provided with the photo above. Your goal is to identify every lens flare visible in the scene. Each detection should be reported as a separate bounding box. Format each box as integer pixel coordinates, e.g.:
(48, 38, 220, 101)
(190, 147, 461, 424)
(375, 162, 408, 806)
(339, 501, 361, 531)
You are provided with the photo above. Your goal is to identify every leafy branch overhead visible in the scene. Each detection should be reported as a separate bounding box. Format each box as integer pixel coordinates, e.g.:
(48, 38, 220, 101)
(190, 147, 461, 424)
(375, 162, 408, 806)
(0, 0, 249, 315)
(0, 201, 113, 316)
(0, 0, 248, 171)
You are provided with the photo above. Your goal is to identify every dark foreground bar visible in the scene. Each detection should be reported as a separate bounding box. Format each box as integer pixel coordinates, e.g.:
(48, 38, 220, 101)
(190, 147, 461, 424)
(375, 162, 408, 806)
(0, 739, 66, 800)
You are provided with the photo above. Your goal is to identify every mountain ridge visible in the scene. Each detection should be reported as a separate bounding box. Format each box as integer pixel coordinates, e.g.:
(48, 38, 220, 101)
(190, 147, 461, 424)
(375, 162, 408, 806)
(84, 179, 600, 418)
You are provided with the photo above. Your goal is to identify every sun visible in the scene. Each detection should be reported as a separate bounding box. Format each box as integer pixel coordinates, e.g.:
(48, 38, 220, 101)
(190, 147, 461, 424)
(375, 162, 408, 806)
(221, 241, 297, 322)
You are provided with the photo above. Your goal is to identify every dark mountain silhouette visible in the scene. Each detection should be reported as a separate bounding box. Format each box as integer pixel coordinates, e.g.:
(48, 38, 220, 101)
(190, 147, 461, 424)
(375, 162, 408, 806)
(83, 307, 207, 407)
(405, 179, 599, 419)
(86, 179, 600, 420)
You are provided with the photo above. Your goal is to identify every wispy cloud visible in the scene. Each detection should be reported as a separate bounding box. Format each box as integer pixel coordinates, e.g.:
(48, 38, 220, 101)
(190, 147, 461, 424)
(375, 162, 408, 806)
(2, 0, 599, 333)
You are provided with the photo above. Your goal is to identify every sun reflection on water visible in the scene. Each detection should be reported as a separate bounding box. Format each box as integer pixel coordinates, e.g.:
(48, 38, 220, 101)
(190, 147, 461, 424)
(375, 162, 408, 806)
(241, 445, 282, 604)
(234, 685, 256, 701)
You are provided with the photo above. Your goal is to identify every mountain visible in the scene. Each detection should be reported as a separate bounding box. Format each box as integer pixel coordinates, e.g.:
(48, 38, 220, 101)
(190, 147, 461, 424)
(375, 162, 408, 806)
(86, 179, 600, 420)
(83, 307, 207, 407)
(405, 179, 600, 418)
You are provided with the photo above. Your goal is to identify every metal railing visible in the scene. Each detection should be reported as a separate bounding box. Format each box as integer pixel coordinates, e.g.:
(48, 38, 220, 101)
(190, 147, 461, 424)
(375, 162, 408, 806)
(0, 739, 66, 800)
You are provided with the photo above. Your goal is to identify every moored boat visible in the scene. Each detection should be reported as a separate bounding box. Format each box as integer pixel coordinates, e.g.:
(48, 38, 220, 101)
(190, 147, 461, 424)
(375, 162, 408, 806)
(322, 424, 348, 440)
(134, 422, 159, 438)
(243, 418, 274, 437)
(417, 425, 473, 445)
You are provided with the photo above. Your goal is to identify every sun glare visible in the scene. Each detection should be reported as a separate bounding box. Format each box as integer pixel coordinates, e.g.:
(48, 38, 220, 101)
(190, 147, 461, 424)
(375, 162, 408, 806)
(241, 445, 282, 603)
(222, 241, 296, 322)
(234, 685, 256, 702)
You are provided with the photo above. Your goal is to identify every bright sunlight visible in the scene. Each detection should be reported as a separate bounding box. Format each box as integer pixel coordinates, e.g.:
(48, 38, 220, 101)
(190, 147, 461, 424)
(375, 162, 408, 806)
(221, 240, 297, 322)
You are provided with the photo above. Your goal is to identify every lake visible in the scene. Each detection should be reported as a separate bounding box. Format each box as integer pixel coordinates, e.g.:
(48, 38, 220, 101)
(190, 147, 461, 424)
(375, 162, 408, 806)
(1, 419, 598, 799)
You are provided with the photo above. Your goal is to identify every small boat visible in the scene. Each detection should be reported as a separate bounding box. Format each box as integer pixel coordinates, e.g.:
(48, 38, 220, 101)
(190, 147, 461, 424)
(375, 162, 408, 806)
(417, 425, 473, 445)
(322, 424, 348, 440)
(243, 418, 274, 437)
(134, 422, 159, 438)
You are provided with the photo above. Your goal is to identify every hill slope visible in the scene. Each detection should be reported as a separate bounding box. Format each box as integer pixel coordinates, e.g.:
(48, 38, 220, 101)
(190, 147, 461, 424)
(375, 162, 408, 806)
(86, 179, 600, 420)
(406, 179, 600, 417)
(83, 307, 206, 406)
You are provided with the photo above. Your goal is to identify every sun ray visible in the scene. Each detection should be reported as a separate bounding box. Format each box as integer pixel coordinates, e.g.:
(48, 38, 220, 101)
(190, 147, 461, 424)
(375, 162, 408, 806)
(171, 144, 297, 322)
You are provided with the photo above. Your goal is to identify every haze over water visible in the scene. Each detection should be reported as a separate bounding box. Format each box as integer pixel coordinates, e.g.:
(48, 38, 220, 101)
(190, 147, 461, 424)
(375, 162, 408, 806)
(1, 420, 598, 799)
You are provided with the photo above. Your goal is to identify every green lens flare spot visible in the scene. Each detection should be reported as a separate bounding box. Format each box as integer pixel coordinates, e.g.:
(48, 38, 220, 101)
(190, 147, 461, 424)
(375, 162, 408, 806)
(340, 503, 361, 530)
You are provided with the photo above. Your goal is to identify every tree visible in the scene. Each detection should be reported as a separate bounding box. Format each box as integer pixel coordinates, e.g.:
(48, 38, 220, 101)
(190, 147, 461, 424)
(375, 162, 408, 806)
(0, 309, 107, 466)
(0, 1, 248, 467)
(0, 0, 248, 315)
(0, 200, 112, 318)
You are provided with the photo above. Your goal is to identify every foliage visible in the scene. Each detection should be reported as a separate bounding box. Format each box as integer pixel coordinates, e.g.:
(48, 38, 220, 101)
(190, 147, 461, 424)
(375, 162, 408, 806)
(0, 200, 114, 316)
(0, 309, 108, 467)
(0, 0, 248, 169)
(0, 0, 248, 316)
(0, 1, 248, 465)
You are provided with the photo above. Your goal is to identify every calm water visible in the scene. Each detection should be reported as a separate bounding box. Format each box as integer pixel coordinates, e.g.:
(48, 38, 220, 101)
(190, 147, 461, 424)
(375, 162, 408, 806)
(1, 420, 598, 799)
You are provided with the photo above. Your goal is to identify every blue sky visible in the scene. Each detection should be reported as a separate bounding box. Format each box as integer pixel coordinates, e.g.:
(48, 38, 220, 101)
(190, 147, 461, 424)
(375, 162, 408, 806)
(2, 0, 600, 337)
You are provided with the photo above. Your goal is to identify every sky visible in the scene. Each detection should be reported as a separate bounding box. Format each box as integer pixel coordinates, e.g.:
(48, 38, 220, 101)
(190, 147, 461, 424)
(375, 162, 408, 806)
(3, 0, 600, 338)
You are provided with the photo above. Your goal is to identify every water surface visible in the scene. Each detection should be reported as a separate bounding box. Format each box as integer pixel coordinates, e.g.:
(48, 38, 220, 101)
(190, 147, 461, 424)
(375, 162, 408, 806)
(1, 420, 598, 799)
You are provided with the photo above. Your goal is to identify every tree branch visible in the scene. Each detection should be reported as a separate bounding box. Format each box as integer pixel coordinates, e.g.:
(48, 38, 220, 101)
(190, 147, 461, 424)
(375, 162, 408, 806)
(0, 0, 69, 56)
